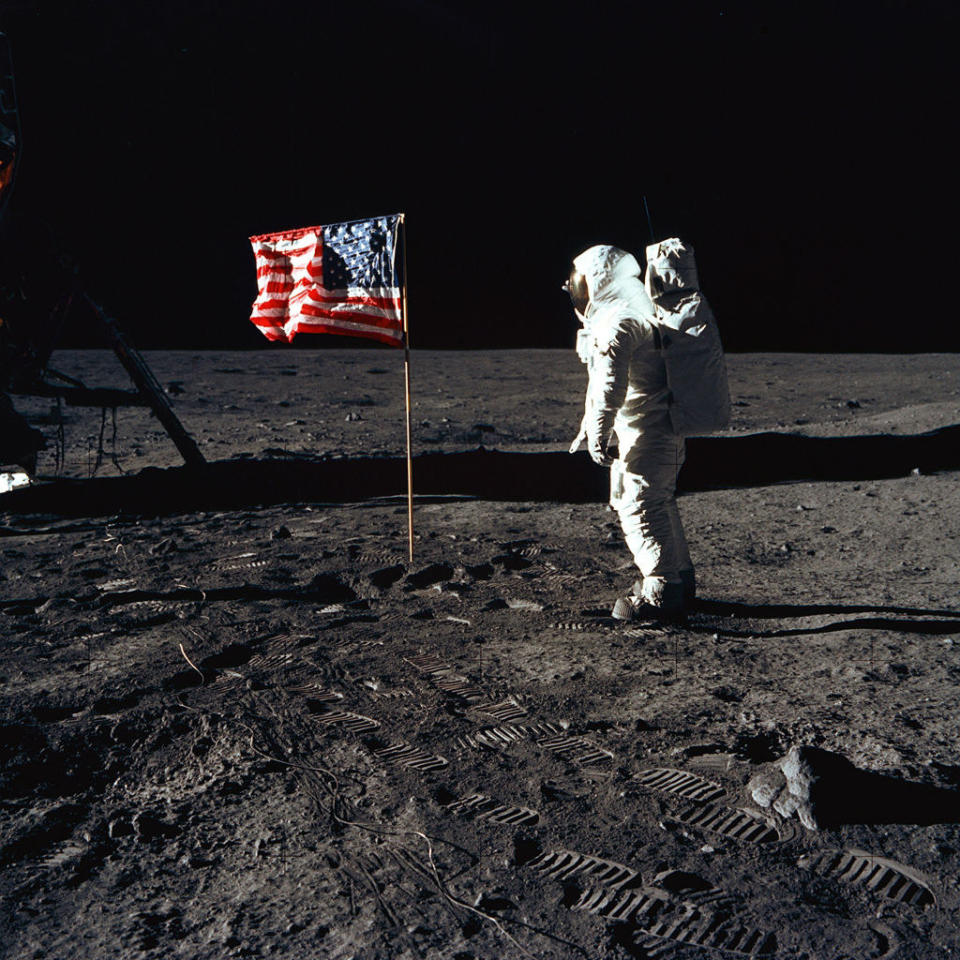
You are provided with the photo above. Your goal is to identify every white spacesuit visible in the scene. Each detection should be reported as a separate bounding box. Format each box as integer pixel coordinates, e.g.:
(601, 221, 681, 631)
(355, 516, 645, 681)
(567, 241, 728, 619)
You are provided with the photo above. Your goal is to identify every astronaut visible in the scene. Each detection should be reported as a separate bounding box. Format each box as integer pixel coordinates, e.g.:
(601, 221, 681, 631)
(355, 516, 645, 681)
(566, 241, 728, 620)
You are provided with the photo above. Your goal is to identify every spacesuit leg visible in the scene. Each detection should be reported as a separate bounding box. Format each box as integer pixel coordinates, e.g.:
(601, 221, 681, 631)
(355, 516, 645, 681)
(613, 435, 686, 612)
(666, 438, 695, 602)
(630, 484, 695, 601)
(668, 499, 696, 603)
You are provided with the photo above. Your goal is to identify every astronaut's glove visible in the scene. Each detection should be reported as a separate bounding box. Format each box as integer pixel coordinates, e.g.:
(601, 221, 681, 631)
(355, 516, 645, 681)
(588, 433, 615, 467)
(569, 415, 588, 454)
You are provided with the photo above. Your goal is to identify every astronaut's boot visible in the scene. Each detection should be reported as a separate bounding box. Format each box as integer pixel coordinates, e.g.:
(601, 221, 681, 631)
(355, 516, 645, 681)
(613, 577, 685, 623)
(630, 569, 695, 608)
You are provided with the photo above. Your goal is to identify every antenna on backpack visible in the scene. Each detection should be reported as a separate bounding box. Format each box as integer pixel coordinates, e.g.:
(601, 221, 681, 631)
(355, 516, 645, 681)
(642, 195, 655, 245)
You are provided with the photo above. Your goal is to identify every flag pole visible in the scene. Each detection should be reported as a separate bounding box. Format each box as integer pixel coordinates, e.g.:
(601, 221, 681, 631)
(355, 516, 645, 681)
(399, 213, 414, 563)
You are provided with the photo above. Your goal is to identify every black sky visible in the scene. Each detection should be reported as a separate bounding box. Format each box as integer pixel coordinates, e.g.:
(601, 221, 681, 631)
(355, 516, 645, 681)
(2, 0, 957, 350)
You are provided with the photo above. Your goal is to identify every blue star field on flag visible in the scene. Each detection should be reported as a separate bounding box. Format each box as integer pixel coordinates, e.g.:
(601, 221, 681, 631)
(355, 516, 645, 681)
(322, 215, 400, 291)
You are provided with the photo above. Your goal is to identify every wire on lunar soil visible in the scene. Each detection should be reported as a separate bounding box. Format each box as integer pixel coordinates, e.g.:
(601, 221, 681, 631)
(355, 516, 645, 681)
(342, 858, 402, 928)
(177, 643, 205, 684)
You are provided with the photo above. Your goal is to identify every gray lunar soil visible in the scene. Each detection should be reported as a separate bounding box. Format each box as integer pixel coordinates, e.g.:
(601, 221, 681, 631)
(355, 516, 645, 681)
(2, 349, 960, 960)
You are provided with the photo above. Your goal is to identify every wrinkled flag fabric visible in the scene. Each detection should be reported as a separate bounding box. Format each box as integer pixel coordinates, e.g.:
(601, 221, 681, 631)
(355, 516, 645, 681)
(249, 214, 403, 346)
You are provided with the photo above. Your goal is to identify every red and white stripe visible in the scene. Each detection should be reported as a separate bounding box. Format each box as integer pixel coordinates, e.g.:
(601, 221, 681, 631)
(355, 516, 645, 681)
(249, 227, 403, 346)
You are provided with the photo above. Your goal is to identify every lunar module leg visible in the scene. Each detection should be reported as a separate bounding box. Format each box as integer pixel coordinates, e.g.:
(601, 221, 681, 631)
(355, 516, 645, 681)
(84, 296, 206, 469)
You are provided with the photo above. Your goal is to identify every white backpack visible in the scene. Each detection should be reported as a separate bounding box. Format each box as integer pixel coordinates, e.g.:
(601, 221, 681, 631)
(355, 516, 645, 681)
(645, 238, 730, 436)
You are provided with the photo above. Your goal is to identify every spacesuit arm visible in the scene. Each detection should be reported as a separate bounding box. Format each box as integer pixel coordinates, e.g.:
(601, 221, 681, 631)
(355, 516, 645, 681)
(569, 397, 593, 453)
(569, 411, 588, 453)
(585, 317, 636, 464)
(569, 324, 593, 453)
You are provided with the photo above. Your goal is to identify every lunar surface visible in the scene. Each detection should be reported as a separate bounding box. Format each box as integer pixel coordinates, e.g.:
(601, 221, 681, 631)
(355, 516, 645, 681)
(2, 348, 960, 960)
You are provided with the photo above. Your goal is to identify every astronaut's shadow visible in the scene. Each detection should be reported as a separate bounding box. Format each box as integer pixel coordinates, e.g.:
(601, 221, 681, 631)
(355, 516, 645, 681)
(691, 598, 960, 638)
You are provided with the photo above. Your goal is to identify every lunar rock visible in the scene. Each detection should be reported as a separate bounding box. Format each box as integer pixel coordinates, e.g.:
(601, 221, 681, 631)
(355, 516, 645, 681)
(748, 744, 861, 830)
(749, 744, 960, 833)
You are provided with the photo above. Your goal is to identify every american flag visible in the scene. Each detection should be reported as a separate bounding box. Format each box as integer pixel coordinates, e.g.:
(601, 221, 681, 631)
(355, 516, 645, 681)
(249, 214, 403, 346)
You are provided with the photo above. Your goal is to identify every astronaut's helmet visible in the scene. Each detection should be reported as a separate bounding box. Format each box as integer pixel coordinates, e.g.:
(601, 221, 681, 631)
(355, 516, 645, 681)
(562, 264, 589, 316)
(562, 265, 592, 364)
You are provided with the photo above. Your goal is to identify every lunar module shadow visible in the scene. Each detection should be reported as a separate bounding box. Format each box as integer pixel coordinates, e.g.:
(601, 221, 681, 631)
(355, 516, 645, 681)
(3, 423, 960, 519)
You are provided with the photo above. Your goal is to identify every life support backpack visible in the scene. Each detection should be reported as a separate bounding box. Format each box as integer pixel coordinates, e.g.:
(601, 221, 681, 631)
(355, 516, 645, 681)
(644, 238, 730, 436)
